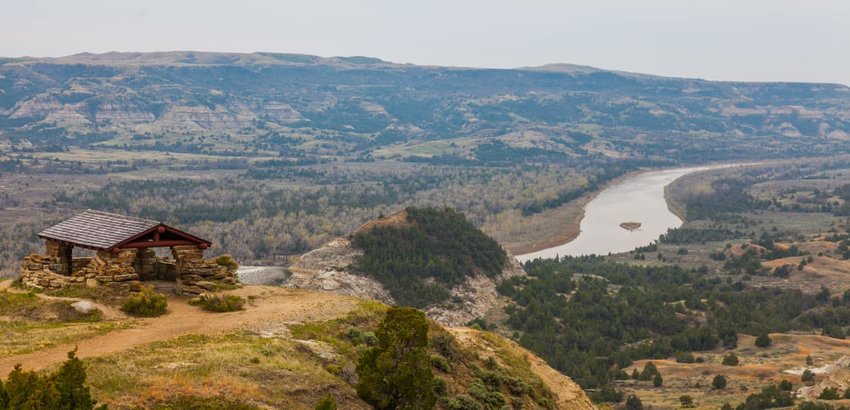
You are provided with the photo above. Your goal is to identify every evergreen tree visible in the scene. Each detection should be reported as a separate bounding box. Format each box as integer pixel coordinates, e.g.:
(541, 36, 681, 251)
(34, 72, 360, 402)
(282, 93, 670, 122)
(356, 307, 436, 410)
(755, 333, 772, 347)
(4, 364, 60, 409)
(625, 394, 643, 410)
(712, 375, 727, 390)
(639, 362, 658, 381)
(652, 373, 663, 387)
(802, 369, 815, 383)
(52, 349, 96, 410)
(819, 387, 840, 400)
(0, 379, 8, 409)
(721, 353, 739, 366)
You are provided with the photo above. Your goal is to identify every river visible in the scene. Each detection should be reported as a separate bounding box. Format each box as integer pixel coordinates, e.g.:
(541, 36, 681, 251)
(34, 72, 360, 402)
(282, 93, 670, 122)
(515, 165, 726, 262)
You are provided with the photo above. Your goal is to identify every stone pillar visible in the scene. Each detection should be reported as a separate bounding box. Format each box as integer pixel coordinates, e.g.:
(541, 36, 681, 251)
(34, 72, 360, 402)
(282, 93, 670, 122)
(172, 245, 204, 292)
(44, 239, 73, 276)
(134, 248, 158, 280)
(172, 245, 205, 274)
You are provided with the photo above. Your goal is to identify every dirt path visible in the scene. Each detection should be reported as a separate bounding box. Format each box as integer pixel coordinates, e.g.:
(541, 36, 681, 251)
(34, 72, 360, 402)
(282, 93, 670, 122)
(0, 285, 358, 375)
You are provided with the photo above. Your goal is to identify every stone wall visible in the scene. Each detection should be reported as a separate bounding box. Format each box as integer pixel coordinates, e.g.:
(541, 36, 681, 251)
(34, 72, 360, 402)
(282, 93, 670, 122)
(21, 243, 238, 296)
(20, 249, 144, 293)
(172, 245, 237, 295)
(20, 254, 72, 289)
(74, 249, 143, 292)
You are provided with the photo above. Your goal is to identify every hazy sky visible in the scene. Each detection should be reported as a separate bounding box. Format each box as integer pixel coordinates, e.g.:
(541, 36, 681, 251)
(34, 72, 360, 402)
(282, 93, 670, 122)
(4, 0, 849, 85)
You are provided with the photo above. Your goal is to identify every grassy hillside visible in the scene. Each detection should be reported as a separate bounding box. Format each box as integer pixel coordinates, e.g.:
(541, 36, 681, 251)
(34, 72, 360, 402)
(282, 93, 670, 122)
(350, 207, 508, 308)
(0, 280, 593, 409)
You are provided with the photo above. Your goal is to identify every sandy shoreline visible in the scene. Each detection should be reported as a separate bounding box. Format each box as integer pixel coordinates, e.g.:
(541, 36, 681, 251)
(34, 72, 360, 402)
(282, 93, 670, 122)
(510, 163, 745, 257)
(503, 170, 641, 255)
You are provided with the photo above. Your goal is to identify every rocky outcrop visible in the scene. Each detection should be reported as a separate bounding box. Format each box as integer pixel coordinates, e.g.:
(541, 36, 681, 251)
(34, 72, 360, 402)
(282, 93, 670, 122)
(426, 255, 525, 326)
(286, 236, 526, 326)
(286, 238, 393, 303)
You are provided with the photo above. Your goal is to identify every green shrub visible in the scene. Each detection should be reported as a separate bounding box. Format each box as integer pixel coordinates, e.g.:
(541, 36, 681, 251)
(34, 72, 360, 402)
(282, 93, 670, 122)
(779, 379, 793, 391)
(652, 373, 663, 387)
(346, 328, 378, 346)
(121, 286, 167, 317)
(819, 387, 840, 400)
(315, 394, 337, 410)
(679, 395, 694, 407)
(431, 332, 460, 360)
(676, 352, 696, 363)
(446, 394, 482, 410)
(590, 385, 623, 403)
(189, 294, 245, 312)
(215, 254, 240, 271)
(639, 362, 659, 381)
(755, 333, 772, 347)
(823, 325, 846, 339)
(798, 402, 841, 410)
(721, 353, 739, 366)
(468, 380, 506, 408)
(432, 377, 447, 395)
(712, 374, 727, 390)
(802, 369, 815, 383)
(625, 394, 643, 410)
(430, 355, 452, 373)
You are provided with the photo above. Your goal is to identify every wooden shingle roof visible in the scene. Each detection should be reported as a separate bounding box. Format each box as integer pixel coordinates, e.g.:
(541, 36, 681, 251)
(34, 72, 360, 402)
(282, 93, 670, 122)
(38, 210, 210, 251)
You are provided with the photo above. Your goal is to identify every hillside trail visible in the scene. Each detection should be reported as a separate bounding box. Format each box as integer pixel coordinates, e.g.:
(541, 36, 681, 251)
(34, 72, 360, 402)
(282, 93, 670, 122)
(0, 285, 359, 375)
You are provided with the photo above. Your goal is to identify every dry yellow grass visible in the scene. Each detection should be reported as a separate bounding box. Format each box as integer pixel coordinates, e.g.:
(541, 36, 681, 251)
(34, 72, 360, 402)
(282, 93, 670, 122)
(622, 333, 850, 409)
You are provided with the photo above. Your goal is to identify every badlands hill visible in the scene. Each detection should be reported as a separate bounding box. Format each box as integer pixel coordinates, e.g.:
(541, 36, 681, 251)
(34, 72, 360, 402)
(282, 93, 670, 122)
(285, 207, 525, 326)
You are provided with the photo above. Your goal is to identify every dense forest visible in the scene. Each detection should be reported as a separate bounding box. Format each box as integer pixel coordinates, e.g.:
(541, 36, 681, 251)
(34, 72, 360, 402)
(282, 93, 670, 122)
(0, 160, 612, 275)
(351, 207, 507, 308)
(499, 256, 850, 394)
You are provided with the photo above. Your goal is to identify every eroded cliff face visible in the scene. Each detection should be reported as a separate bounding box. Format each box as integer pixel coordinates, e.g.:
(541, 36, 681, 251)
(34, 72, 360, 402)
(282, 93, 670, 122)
(449, 327, 597, 410)
(286, 237, 394, 304)
(286, 236, 526, 327)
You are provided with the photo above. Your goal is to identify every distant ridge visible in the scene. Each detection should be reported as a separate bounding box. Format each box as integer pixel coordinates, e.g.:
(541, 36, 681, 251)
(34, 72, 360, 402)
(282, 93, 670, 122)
(1, 50, 849, 163)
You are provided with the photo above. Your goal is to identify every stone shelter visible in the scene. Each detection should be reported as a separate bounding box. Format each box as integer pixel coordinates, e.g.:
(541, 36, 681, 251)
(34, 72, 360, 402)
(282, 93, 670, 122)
(20, 210, 237, 295)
